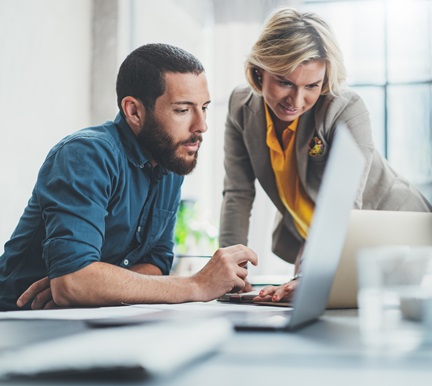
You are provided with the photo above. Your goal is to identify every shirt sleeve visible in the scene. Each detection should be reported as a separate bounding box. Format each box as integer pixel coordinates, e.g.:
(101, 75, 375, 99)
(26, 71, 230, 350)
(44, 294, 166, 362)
(36, 135, 119, 279)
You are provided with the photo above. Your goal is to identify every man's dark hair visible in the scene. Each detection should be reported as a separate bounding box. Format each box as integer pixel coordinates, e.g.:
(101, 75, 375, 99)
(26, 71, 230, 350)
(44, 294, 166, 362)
(116, 43, 205, 112)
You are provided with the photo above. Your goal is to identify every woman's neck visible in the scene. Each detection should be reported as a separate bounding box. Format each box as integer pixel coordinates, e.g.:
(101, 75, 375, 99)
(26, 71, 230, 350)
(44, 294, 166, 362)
(270, 110, 292, 146)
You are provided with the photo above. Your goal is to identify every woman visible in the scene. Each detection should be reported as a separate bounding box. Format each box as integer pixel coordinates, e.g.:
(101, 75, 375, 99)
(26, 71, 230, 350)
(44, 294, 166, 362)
(219, 7, 432, 303)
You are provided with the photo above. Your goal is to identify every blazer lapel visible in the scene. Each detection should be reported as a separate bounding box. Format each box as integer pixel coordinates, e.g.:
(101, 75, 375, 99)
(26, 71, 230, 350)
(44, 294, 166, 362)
(296, 109, 316, 194)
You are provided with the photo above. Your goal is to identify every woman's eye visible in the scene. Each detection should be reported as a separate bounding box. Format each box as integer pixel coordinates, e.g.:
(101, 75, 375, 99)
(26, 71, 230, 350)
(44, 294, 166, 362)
(279, 81, 293, 87)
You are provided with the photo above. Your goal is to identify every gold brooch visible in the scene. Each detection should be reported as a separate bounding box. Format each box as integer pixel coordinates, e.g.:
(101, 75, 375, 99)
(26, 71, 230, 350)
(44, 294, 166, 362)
(309, 136, 324, 157)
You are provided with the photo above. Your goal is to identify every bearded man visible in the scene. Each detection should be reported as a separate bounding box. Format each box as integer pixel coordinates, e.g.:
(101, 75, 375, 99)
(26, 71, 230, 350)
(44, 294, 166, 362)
(0, 43, 257, 311)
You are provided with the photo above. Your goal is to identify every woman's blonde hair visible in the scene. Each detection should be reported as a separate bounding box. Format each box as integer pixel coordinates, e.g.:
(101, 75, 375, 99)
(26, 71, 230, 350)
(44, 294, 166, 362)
(245, 7, 346, 96)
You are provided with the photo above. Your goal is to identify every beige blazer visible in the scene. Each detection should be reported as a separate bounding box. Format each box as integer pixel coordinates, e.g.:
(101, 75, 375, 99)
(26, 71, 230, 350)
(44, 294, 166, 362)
(219, 85, 432, 264)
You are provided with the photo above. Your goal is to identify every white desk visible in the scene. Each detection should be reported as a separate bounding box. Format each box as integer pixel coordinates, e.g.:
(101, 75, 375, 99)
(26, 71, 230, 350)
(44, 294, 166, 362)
(0, 308, 431, 385)
(154, 309, 432, 386)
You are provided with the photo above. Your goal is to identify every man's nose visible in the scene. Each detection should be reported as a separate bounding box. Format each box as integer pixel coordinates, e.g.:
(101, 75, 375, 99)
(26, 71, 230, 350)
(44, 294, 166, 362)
(191, 110, 208, 133)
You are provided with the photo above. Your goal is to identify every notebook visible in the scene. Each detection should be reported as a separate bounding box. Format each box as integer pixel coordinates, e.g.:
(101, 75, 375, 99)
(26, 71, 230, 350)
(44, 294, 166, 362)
(327, 209, 432, 309)
(225, 126, 366, 330)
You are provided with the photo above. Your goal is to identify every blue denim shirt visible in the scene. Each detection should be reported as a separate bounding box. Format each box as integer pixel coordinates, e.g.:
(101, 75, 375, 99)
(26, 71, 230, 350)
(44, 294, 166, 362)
(0, 113, 183, 310)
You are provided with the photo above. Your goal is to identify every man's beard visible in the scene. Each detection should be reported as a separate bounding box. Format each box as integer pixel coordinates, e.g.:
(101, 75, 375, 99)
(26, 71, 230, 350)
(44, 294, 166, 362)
(137, 111, 201, 176)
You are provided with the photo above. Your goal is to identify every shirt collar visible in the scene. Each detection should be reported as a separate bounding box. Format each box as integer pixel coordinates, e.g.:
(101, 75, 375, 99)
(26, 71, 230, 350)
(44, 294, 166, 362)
(264, 102, 299, 151)
(264, 102, 298, 132)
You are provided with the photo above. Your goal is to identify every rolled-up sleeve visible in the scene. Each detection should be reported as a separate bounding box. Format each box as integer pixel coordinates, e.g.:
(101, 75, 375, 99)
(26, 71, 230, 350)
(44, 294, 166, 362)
(37, 135, 118, 278)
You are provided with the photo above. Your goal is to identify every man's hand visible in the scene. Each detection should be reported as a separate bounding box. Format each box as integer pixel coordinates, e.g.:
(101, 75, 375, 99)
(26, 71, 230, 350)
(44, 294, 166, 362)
(191, 244, 258, 302)
(16, 277, 59, 310)
(238, 280, 253, 293)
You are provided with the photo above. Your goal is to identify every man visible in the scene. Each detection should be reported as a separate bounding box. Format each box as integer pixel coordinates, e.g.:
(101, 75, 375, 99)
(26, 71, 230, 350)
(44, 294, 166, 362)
(0, 43, 257, 311)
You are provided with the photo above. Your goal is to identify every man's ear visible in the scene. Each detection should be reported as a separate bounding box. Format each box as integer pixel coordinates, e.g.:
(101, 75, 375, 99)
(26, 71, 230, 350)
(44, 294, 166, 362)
(121, 97, 145, 134)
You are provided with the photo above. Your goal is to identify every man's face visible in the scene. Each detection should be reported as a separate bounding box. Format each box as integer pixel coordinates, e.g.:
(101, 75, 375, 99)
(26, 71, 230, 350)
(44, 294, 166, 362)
(137, 72, 210, 175)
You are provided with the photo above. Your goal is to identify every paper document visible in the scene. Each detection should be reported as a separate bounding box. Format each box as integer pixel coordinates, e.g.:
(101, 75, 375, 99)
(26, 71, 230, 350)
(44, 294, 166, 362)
(126, 300, 292, 312)
(0, 305, 159, 320)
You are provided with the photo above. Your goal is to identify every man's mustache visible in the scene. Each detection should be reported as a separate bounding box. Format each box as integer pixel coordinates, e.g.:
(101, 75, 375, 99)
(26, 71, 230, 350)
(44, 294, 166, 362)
(179, 134, 203, 146)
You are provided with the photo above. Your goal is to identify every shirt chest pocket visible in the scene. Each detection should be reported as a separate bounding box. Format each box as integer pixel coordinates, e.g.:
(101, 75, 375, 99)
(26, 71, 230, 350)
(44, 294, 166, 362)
(136, 206, 175, 247)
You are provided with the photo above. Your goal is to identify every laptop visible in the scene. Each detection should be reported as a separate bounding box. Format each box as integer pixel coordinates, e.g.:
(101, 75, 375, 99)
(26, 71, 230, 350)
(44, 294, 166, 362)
(327, 209, 432, 309)
(227, 209, 432, 310)
(226, 126, 366, 330)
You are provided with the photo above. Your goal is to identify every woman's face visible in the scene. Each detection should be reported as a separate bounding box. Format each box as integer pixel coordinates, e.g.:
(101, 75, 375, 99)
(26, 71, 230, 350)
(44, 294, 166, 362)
(259, 60, 326, 129)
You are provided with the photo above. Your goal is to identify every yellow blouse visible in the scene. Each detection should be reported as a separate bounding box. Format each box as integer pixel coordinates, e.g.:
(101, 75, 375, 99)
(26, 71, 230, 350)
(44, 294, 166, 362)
(264, 103, 314, 239)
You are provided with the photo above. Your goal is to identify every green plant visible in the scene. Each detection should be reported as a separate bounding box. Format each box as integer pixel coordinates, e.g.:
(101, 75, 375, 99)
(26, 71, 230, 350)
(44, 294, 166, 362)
(174, 199, 218, 255)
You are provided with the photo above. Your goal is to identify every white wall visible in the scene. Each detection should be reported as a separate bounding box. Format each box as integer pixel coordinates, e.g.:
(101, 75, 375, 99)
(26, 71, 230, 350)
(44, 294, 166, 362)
(0, 0, 92, 250)
(130, 0, 217, 226)
(0, 0, 294, 276)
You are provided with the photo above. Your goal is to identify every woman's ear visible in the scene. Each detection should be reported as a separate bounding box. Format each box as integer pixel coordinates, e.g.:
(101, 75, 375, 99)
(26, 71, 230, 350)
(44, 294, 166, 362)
(254, 68, 263, 85)
(121, 97, 145, 134)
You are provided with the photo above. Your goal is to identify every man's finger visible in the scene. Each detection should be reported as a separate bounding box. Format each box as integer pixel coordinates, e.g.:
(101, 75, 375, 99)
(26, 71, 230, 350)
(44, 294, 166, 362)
(241, 281, 253, 293)
(43, 300, 59, 310)
(31, 287, 53, 310)
(224, 245, 258, 267)
(239, 249, 258, 267)
(230, 278, 246, 294)
(235, 266, 249, 280)
(16, 277, 50, 307)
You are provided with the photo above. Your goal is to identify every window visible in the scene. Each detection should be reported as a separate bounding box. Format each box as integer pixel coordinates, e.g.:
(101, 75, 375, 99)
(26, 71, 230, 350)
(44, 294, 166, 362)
(303, 0, 432, 201)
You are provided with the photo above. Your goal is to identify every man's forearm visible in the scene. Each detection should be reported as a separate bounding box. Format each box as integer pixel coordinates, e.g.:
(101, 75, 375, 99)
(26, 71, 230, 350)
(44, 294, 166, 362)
(50, 261, 197, 307)
(49, 245, 258, 308)
(130, 263, 163, 276)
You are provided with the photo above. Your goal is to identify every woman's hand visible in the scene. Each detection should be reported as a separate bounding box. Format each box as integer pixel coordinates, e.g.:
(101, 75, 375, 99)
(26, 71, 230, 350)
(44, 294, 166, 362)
(253, 279, 300, 303)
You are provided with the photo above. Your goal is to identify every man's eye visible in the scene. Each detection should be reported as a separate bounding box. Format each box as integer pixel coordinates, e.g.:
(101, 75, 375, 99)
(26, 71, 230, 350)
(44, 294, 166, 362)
(175, 109, 188, 113)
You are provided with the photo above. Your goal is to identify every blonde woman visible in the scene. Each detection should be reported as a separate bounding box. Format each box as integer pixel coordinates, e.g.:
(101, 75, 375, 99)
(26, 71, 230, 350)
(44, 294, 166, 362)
(219, 7, 431, 303)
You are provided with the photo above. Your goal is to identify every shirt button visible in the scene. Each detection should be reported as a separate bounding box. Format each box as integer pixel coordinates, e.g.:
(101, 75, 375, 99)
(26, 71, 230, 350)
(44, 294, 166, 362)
(137, 226, 141, 232)
(124, 259, 129, 266)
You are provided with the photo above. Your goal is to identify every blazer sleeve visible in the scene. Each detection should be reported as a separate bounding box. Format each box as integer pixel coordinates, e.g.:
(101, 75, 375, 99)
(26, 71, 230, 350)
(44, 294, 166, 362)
(219, 88, 256, 247)
(316, 91, 375, 209)
(334, 92, 375, 209)
(319, 90, 431, 211)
